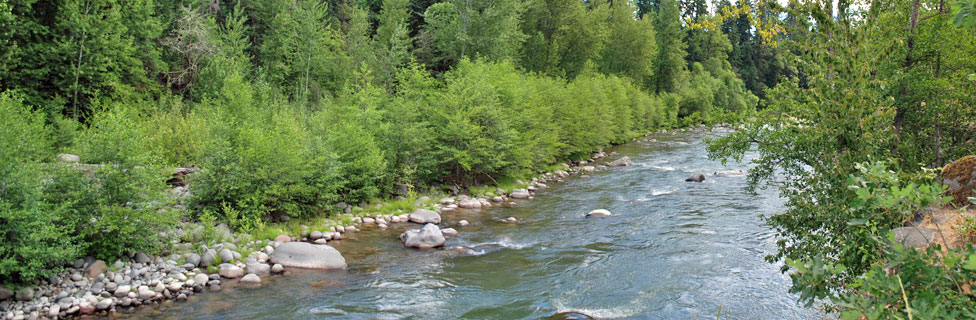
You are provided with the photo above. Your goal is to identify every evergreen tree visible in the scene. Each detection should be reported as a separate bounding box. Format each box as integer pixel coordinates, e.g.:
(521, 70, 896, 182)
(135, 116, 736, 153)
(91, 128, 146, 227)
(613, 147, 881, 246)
(651, 0, 687, 93)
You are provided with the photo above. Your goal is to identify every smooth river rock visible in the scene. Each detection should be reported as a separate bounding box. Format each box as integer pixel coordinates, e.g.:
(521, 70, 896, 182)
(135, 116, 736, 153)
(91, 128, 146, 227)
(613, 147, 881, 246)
(685, 174, 705, 182)
(218, 264, 244, 279)
(270, 242, 347, 269)
(239, 274, 262, 286)
(586, 209, 612, 217)
(509, 189, 531, 199)
(408, 209, 441, 224)
(608, 156, 632, 166)
(399, 223, 446, 249)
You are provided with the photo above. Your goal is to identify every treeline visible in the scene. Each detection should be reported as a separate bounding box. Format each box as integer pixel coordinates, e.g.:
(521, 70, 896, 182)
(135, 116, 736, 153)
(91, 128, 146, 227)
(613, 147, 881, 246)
(0, 0, 760, 285)
(708, 0, 976, 317)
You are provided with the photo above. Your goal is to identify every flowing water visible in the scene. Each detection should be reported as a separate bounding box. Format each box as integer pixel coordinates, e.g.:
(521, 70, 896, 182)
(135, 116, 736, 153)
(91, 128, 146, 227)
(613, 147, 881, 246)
(119, 128, 824, 319)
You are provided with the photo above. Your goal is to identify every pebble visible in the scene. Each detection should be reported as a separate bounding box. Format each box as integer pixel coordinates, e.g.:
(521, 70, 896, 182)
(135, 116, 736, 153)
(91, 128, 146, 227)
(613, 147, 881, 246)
(458, 220, 470, 226)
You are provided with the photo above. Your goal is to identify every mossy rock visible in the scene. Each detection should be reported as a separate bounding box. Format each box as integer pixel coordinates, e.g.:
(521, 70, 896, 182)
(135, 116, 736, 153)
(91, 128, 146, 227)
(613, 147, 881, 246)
(943, 155, 976, 206)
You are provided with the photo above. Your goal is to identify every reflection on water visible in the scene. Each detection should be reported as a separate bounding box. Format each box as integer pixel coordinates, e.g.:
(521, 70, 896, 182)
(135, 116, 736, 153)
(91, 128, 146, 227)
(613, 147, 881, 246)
(116, 128, 825, 319)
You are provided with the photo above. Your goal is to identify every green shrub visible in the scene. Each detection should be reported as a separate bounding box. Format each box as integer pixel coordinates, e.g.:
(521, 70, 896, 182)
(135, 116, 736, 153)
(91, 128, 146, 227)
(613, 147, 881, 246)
(49, 104, 178, 259)
(192, 75, 343, 231)
(0, 93, 77, 285)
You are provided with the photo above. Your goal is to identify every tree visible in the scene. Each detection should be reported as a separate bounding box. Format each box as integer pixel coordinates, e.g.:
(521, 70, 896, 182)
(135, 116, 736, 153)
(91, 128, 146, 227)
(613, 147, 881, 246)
(598, 0, 656, 88)
(420, 0, 525, 71)
(519, 0, 608, 78)
(259, 0, 349, 104)
(372, 0, 413, 89)
(651, 0, 687, 93)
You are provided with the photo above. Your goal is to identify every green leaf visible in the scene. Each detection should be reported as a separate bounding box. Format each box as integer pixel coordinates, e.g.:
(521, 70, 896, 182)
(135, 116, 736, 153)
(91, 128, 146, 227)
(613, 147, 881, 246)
(963, 254, 976, 271)
(953, 0, 976, 28)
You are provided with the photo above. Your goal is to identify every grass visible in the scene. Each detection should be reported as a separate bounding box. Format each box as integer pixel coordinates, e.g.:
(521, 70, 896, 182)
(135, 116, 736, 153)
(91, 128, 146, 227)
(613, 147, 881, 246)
(469, 176, 527, 195)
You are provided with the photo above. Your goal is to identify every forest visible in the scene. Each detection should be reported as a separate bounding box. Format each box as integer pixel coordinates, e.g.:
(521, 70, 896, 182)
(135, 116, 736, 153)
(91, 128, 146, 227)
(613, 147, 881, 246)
(1, 0, 975, 317)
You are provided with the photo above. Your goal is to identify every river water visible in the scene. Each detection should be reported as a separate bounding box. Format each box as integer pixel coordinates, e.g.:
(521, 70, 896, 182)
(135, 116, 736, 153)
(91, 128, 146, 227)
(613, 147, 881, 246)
(119, 128, 824, 319)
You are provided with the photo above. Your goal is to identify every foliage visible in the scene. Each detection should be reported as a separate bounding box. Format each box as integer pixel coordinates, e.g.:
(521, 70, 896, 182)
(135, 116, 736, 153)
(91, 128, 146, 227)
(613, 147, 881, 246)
(0, 0, 766, 286)
(0, 93, 76, 285)
(833, 242, 976, 319)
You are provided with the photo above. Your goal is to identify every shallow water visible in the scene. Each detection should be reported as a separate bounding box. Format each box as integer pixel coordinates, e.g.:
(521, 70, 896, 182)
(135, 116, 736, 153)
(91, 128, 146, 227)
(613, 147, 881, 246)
(118, 128, 824, 319)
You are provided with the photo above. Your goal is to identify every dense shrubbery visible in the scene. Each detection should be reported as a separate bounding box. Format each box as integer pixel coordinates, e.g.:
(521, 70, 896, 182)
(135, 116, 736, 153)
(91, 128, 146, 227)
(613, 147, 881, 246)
(0, 0, 762, 287)
(0, 94, 176, 285)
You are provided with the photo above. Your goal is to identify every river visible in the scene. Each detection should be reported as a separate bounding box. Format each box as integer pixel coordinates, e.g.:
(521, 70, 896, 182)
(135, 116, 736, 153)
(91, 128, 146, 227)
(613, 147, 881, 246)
(118, 128, 824, 319)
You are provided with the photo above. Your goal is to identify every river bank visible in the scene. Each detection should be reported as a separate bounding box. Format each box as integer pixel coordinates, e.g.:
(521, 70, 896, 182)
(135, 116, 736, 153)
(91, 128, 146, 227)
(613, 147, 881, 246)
(112, 125, 820, 319)
(1, 126, 726, 320)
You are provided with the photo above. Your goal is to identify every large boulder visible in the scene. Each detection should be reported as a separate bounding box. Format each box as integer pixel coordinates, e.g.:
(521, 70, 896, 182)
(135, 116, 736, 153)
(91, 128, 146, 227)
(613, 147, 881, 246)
(409, 209, 441, 224)
(399, 223, 446, 249)
(685, 174, 705, 182)
(270, 242, 346, 269)
(608, 156, 632, 167)
(893, 227, 936, 249)
(943, 155, 976, 205)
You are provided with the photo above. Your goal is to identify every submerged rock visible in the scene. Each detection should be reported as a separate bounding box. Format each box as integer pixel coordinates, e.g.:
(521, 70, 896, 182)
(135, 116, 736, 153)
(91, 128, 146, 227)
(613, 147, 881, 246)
(685, 174, 705, 182)
(550, 311, 594, 320)
(270, 242, 347, 269)
(399, 223, 446, 249)
(409, 209, 441, 224)
(608, 156, 632, 167)
(713, 169, 744, 176)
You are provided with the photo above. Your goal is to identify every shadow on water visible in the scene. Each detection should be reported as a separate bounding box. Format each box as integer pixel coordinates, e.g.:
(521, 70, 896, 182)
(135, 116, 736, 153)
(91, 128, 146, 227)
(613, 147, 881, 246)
(115, 128, 826, 320)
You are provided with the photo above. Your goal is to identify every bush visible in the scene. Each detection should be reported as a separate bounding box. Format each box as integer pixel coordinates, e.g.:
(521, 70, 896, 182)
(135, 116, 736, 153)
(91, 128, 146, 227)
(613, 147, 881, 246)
(52, 104, 178, 259)
(0, 93, 77, 285)
(192, 75, 344, 231)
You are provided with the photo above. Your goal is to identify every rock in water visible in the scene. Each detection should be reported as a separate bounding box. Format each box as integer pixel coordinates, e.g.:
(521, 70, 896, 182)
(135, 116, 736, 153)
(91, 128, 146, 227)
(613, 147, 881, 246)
(239, 274, 261, 287)
(943, 155, 976, 205)
(608, 156, 632, 167)
(586, 209, 612, 217)
(685, 174, 705, 182)
(399, 224, 446, 249)
(550, 311, 594, 320)
(458, 199, 482, 209)
(510, 189, 531, 199)
(270, 242, 347, 269)
(713, 169, 744, 176)
(409, 209, 441, 224)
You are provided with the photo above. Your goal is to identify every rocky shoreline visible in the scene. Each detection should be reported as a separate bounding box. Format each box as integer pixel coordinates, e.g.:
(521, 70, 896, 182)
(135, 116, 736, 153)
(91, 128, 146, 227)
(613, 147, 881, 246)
(0, 127, 701, 320)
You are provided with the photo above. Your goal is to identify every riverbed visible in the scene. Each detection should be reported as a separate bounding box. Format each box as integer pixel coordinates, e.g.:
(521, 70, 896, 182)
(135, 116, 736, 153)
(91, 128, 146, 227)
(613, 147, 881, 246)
(117, 128, 823, 319)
